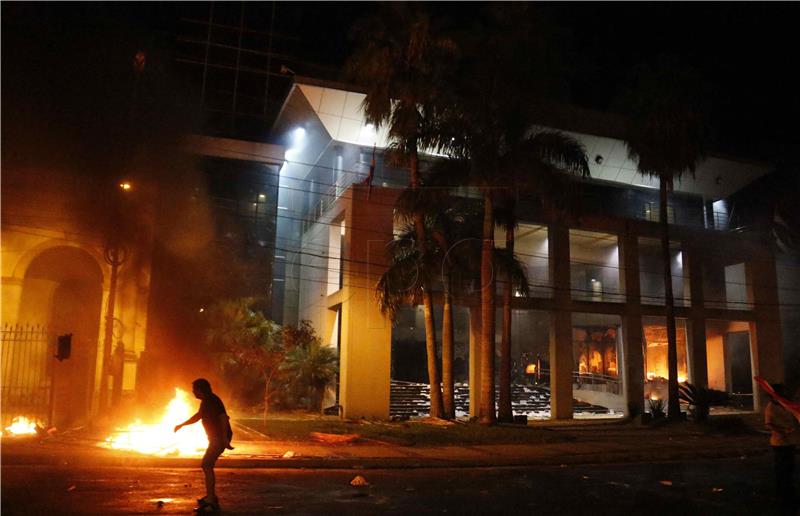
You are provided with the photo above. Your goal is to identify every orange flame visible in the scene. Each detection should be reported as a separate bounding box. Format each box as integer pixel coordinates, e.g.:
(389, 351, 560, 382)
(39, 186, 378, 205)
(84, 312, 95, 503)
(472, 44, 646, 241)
(103, 388, 208, 456)
(4, 416, 38, 436)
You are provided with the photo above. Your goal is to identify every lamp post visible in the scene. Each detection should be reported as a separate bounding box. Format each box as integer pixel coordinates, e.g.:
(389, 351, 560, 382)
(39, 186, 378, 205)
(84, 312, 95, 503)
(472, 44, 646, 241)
(98, 182, 131, 413)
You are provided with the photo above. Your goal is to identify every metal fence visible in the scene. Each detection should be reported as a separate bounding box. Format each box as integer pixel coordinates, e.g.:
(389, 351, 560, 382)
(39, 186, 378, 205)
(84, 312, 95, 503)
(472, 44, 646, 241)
(1, 324, 54, 427)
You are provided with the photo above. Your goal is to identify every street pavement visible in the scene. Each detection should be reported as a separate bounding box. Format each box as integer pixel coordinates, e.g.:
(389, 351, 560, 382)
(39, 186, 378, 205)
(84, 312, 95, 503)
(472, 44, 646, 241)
(1, 457, 788, 515)
(0, 419, 772, 470)
(2, 417, 794, 514)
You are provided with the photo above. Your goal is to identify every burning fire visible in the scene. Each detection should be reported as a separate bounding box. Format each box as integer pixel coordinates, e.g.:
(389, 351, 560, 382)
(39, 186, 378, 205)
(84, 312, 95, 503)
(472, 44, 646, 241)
(3, 416, 39, 436)
(103, 388, 208, 456)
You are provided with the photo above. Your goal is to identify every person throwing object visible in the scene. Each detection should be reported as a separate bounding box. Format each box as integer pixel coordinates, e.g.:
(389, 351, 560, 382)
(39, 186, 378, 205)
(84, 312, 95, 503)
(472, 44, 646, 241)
(174, 378, 233, 513)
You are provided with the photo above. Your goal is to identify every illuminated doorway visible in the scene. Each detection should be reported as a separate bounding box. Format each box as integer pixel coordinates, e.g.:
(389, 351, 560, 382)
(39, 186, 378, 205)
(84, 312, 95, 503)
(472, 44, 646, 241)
(706, 320, 753, 410)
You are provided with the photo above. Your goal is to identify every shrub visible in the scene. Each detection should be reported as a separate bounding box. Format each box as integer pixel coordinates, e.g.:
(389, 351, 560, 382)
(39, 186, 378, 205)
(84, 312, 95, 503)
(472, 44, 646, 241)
(648, 397, 666, 419)
(678, 382, 730, 422)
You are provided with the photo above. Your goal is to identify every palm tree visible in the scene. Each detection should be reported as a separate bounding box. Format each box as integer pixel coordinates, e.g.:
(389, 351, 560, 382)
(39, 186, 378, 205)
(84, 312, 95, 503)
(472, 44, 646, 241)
(378, 190, 529, 420)
(494, 132, 590, 423)
(375, 219, 440, 414)
(435, 4, 570, 423)
(347, 4, 457, 418)
(282, 325, 338, 413)
(621, 55, 708, 421)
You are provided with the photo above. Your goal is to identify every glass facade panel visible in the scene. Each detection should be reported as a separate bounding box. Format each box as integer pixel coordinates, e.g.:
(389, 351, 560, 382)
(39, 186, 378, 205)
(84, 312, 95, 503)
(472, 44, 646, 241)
(495, 224, 551, 297)
(391, 305, 471, 383)
(703, 260, 752, 310)
(571, 313, 624, 413)
(569, 230, 624, 303)
(494, 309, 551, 385)
(572, 313, 622, 378)
(642, 316, 689, 402)
(638, 237, 690, 307)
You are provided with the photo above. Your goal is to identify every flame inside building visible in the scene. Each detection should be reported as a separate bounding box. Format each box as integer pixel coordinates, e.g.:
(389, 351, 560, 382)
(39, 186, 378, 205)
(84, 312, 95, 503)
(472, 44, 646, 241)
(103, 388, 208, 456)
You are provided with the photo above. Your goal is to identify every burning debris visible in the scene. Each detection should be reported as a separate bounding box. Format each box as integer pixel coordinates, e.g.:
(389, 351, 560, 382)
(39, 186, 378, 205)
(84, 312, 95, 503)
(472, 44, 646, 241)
(350, 475, 369, 487)
(3, 416, 40, 436)
(102, 388, 208, 456)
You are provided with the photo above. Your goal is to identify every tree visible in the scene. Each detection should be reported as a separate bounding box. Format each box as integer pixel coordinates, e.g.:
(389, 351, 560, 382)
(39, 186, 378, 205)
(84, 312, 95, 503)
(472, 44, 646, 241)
(436, 4, 570, 423)
(282, 322, 338, 413)
(204, 298, 285, 423)
(494, 132, 590, 422)
(378, 189, 530, 420)
(347, 3, 457, 418)
(620, 55, 708, 421)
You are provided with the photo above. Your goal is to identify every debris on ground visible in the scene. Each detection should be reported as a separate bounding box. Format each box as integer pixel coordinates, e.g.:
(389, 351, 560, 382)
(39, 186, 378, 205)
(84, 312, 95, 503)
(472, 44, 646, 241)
(712, 487, 724, 493)
(310, 432, 360, 444)
(67, 485, 76, 492)
(282, 451, 295, 458)
(411, 417, 455, 426)
(659, 480, 673, 486)
(350, 475, 369, 486)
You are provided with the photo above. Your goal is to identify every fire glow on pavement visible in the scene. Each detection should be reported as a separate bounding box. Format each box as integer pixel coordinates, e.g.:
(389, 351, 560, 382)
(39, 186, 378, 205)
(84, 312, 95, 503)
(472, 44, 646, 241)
(103, 388, 208, 456)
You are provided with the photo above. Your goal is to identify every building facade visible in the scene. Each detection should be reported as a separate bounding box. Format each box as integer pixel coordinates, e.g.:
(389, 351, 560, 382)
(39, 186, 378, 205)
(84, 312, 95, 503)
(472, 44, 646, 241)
(1, 170, 155, 428)
(270, 78, 786, 420)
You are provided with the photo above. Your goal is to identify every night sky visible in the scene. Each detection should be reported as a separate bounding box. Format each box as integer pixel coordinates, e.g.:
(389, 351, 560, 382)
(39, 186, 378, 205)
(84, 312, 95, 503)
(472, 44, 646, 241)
(3, 2, 800, 166)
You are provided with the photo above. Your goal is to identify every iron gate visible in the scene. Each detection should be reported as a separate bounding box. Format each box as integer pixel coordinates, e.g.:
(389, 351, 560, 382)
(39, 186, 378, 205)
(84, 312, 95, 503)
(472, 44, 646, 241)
(1, 324, 54, 428)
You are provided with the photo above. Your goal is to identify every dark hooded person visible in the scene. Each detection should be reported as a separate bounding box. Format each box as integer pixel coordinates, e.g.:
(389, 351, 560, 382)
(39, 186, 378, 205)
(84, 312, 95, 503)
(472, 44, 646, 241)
(174, 378, 233, 513)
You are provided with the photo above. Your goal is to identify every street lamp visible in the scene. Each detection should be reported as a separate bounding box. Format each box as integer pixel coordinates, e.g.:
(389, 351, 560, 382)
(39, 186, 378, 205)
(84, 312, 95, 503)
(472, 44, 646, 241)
(99, 182, 131, 413)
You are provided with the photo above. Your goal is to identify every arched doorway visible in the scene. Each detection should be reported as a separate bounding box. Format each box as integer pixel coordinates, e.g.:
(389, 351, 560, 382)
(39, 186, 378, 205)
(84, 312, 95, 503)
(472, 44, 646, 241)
(16, 246, 103, 428)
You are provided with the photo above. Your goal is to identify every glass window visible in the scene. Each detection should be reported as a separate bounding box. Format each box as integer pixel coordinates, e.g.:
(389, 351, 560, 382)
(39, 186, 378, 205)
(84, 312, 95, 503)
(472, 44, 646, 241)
(638, 237, 690, 307)
(642, 316, 689, 402)
(569, 230, 623, 303)
(495, 224, 551, 297)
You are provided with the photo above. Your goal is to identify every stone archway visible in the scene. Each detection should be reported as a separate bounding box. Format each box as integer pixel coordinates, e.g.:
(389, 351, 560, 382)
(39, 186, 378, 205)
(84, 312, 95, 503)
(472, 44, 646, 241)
(18, 246, 104, 428)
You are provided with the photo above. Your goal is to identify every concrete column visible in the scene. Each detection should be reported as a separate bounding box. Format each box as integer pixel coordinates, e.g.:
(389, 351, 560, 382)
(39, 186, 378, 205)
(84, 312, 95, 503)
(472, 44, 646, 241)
(549, 225, 573, 419)
(338, 185, 397, 420)
(468, 306, 482, 418)
(622, 315, 644, 416)
(687, 246, 708, 388)
(620, 233, 644, 418)
(689, 320, 708, 387)
(550, 310, 573, 419)
(746, 258, 784, 412)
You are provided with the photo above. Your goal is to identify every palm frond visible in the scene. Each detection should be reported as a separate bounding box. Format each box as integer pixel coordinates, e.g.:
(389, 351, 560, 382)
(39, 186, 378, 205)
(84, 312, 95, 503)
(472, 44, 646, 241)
(524, 131, 591, 178)
(395, 184, 450, 223)
(619, 54, 709, 182)
(493, 247, 530, 298)
(375, 250, 424, 319)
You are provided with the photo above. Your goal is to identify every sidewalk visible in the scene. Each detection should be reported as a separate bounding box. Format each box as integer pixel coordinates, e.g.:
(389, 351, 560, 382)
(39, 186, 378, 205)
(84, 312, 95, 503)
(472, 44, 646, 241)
(1, 419, 771, 470)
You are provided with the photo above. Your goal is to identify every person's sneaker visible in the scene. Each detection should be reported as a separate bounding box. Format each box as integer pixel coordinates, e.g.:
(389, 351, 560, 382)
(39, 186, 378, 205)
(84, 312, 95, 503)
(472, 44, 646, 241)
(193, 501, 219, 513)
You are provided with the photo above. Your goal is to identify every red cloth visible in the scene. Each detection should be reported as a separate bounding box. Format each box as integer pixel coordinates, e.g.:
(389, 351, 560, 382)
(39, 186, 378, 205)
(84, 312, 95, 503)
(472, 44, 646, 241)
(755, 376, 800, 420)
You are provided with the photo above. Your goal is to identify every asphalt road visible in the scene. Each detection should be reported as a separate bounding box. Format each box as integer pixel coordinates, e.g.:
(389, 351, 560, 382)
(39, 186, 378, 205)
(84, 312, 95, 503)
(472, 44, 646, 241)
(1, 456, 789, 515)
